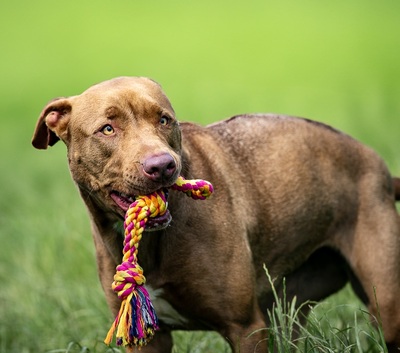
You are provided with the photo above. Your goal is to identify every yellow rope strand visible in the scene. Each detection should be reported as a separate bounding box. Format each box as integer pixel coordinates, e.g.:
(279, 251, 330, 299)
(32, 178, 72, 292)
(104, 176, 213, 348)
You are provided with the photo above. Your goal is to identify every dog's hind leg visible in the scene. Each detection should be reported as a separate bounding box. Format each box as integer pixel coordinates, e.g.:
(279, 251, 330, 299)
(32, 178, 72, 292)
(339, 192, 400, 351)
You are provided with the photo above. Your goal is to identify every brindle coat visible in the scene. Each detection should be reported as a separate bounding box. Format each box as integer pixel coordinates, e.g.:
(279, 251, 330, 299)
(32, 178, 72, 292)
(32, 77, 400, 352)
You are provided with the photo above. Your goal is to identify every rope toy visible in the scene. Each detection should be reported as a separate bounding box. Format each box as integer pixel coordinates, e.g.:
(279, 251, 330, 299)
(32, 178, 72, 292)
(104, 176, 213, 348)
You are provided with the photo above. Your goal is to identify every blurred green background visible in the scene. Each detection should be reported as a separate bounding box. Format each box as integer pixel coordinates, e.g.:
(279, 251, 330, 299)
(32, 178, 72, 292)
(1, 0, 399, 352)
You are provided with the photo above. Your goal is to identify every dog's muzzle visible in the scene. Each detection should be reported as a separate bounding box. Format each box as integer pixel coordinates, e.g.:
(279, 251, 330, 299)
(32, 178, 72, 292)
(110, 190, 172, 231)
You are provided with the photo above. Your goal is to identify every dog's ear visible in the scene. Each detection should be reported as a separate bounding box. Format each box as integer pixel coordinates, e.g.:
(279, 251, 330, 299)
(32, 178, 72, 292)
(32, 97, 72, 149)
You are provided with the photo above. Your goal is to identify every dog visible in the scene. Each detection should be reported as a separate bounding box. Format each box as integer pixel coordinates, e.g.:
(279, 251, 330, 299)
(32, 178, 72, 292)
(32, 77, 400, 353)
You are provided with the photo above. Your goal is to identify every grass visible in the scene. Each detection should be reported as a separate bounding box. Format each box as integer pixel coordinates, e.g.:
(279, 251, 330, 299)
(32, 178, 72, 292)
(263, 268, 388, 353)
(1, 0, 400, 352)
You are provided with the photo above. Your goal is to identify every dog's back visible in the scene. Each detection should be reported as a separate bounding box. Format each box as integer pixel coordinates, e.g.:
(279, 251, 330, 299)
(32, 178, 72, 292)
(179, 113, 400, 351)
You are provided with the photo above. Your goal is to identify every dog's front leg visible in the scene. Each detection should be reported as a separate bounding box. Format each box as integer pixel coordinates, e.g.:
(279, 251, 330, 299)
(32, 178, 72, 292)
(90, 219, 123, 316)
(224, 313, 268, 353)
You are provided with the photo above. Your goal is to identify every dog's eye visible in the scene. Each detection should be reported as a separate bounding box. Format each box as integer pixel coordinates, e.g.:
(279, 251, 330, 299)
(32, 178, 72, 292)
(160, 116, 169, 126)
(101, 125, 115, 136)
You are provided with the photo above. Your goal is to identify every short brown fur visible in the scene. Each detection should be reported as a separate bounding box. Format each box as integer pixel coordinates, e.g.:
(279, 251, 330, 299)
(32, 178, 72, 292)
(32, 77, 400, 352)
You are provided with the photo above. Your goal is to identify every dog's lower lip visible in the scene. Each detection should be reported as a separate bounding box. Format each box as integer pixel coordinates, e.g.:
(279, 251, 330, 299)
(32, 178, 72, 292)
(110, 191, 135, 212)
(146, 210, 172, 231)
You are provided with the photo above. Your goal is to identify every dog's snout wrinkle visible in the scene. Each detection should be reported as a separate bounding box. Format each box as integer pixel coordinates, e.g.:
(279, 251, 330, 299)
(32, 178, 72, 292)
(143, 153, 177, 183)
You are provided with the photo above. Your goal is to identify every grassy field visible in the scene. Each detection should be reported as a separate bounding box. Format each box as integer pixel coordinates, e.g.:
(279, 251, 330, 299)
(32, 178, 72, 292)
(1, 0, 400, 352)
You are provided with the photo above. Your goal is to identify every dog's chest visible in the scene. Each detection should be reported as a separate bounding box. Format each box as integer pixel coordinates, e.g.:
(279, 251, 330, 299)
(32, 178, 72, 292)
(146, 285, 189, 326)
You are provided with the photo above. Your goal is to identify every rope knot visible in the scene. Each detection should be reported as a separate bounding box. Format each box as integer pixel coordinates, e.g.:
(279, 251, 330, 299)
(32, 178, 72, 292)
(112, 262, 145, 299)
(104, 175, 213, 348)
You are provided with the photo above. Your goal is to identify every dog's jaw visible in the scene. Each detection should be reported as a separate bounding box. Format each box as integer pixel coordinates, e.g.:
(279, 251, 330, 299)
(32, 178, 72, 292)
(110, 190, 173, 231)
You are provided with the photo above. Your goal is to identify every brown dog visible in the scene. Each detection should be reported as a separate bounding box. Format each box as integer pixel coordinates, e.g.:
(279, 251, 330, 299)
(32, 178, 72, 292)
(32, 77, 400, 353)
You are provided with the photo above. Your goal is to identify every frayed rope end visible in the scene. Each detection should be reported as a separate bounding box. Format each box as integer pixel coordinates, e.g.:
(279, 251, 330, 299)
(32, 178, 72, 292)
(104, 176, 213, 348)
(104, 286, 159, 348)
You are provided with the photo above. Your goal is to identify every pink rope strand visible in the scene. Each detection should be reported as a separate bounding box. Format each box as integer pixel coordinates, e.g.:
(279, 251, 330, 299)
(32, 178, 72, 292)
(104, 176, 213, 348)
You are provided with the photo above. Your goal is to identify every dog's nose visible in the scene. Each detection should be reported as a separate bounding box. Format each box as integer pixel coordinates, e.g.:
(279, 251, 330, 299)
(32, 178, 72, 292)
(143, 153, 177, 183)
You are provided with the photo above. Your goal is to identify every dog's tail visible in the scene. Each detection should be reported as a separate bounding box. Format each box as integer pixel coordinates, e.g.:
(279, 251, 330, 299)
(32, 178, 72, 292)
(393, 177, 400, 201)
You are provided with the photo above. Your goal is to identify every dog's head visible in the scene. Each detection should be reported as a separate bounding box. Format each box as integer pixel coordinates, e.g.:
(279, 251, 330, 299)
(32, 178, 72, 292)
(32, 77, 182, 221)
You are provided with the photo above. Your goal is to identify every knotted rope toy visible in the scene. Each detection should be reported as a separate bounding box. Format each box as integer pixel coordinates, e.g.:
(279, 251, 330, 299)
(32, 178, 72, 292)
(104, 176, 213, 348)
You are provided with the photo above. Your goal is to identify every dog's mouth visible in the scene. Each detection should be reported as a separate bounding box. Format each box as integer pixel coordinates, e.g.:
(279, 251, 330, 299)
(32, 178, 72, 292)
(110, 190, 172, 231)
(110, 191, 136, 212)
